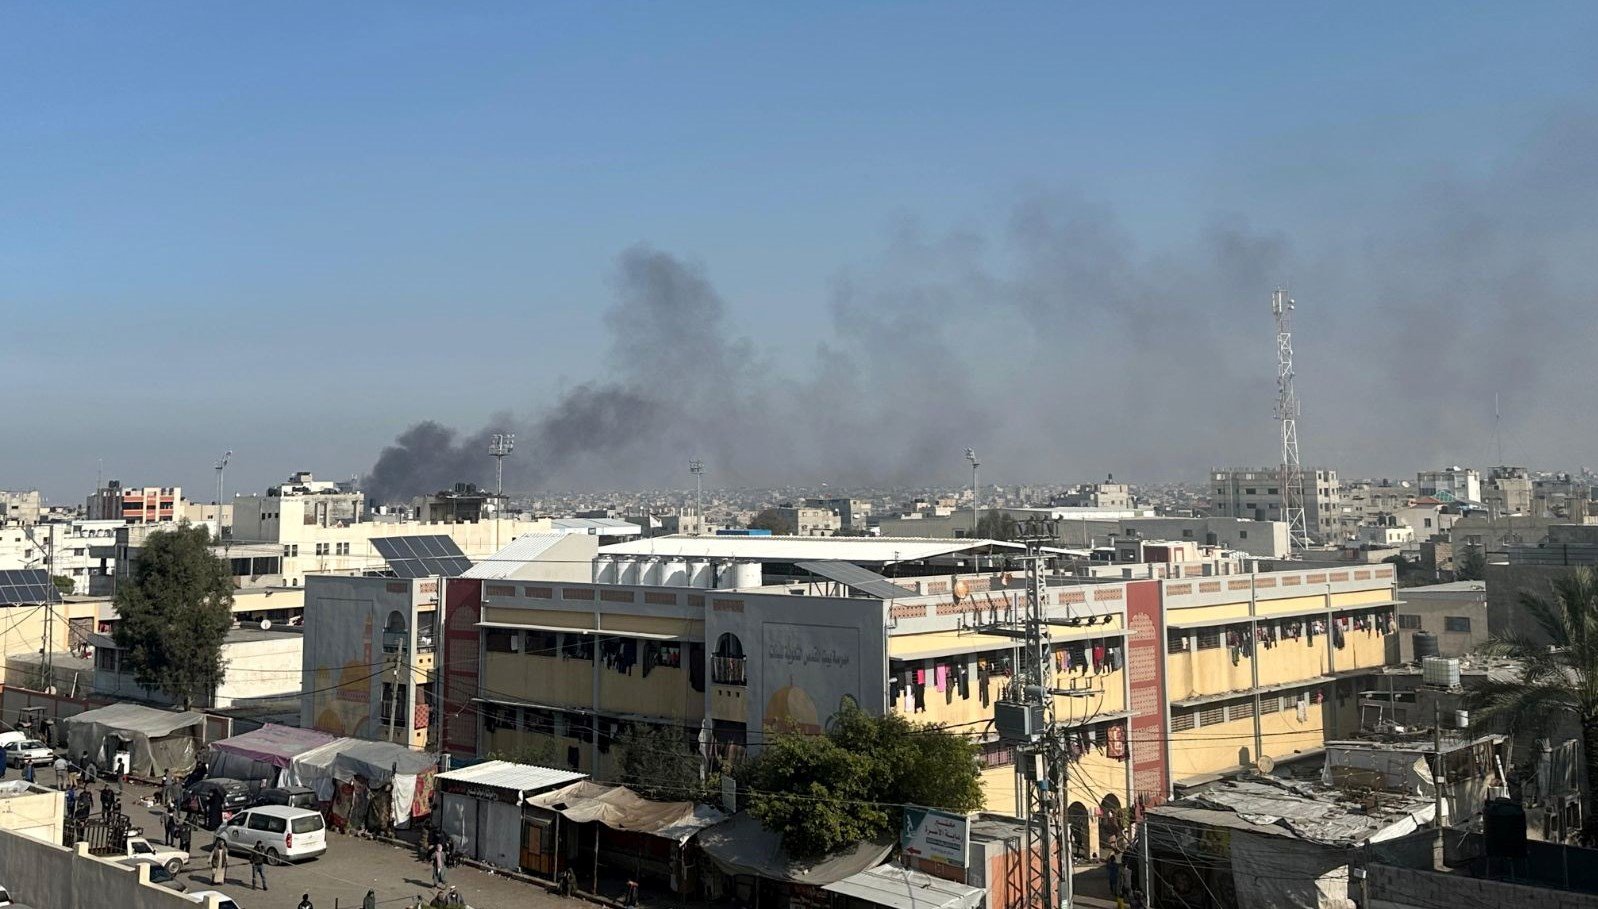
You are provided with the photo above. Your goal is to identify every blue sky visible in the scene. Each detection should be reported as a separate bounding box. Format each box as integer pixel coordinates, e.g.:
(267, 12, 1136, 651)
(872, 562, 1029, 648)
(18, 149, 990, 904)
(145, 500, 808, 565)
(4, 3, 1597, 499)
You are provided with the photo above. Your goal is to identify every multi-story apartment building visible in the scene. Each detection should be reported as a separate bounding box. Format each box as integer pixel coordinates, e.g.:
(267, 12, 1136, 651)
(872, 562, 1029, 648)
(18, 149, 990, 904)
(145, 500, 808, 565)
(773, 503, 841, 536)
(805, 498, 872, 533)
(1211, 467, 1341, 540)
(1482, 466, 1533, 516)
(1531, 473, 1593, 519)
(85, 482, 181, 524)
(1416, 467, 1481, 504)
(230, 472, 550, 585)
(1053, 478, 1133, 510)
(443, 536, 1399, 860)
(0, 491, 42, 524)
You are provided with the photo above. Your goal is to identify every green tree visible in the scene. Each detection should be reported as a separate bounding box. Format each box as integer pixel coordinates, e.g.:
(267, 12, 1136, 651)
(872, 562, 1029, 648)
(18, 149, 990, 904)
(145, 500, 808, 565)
(745, 702, 983, 858)
(976, 509, 1016, 542)
(617, 722, 713, 802)
(51, 575, 74, 596)
(749, 508, 796, 535)
(111, 525, 233, 709)
(1470, 568, 1598, 832)
(1382, 553, 1429, 588)
(1456, 545, 1487, 582)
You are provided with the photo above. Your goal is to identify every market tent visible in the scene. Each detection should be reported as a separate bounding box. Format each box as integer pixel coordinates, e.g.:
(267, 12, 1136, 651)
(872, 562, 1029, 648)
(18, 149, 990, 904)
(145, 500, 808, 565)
(697, 813, 893, 886)
(524, 781, 724, 843)
(823, 865, 985, 909)
(208, 724, 336, 786)
(285, 736, 439, 828)
(64, 703, 205, 777)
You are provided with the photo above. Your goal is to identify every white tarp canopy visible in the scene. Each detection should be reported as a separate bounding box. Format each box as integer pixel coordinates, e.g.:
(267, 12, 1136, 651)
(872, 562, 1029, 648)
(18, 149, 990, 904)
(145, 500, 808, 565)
(823, 865, 985, 909)
(64, 703, 205, 777)
(523, 781, 724, 844)
(284, 736, 438, 823)
(697, 813, 894, 885)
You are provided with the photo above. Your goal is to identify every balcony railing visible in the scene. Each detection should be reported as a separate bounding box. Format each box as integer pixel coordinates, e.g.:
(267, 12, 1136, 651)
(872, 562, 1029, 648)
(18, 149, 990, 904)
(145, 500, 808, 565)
(712, 655, 747, 686)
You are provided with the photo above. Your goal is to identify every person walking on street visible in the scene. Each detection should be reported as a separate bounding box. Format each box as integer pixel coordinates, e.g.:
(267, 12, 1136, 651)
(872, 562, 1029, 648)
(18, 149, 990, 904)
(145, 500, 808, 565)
(209, 837, 227, 886)
(431, 840, 447, 886)
(362, 890, 377, 909)
(52, 756, 66, 788)
(296, 893, 314, 909)
(249, 841, 268, 891)
(1106, 851, 1121, 898)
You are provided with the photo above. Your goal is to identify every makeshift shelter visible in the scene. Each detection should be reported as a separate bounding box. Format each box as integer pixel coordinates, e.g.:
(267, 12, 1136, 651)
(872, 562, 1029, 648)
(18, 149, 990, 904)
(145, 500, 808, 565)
(284, 736, 438, 831)
(524, 781, 725, 893)
(207, 724, 336, 786)
(64, 703, 205, 777)
(697, 813, 894, 905)
(435, 761, 587, 871)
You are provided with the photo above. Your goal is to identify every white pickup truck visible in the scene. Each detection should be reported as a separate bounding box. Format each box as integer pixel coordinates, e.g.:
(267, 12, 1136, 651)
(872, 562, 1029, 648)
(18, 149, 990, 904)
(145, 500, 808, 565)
(123, 837, 189, 875)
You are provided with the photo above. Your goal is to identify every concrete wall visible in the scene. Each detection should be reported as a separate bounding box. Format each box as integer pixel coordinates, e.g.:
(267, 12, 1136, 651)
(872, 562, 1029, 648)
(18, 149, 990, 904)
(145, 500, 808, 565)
(1485, 562, 1577, 642)
(0, 782, 66, 844)
(0, 827, 209, 909)
(1396, 583, 1488, 660)
(1368, 862, 1598, 909)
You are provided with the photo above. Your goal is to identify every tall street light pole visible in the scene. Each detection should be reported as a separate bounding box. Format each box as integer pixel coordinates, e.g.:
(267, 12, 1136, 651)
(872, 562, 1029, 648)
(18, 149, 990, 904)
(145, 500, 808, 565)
(214, 451, 231, 542)
(689, 459, 704, 534)
(965, 448, 981, 537)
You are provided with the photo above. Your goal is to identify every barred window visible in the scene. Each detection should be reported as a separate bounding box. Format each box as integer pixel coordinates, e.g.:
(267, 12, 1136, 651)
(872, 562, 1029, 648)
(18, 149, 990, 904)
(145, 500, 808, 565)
(1167, 630, 1188, 653)
(1196, 629, 1221, 650)
(1398, 614, 1422, 630)
(1171, 710, 1195, 732)
(1199, 706, 1225, 727)
(1260, 696, 1280, 715)
(1228, 700, 1255, 721)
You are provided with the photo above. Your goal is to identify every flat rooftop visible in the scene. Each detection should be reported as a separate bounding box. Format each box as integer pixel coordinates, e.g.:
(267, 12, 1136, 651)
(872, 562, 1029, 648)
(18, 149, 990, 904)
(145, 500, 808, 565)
(598, 535, 1020, 564)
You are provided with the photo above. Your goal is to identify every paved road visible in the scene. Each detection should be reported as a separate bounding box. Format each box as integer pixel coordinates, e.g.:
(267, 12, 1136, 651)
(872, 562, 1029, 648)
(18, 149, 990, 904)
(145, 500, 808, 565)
(117, 781, 575, 909)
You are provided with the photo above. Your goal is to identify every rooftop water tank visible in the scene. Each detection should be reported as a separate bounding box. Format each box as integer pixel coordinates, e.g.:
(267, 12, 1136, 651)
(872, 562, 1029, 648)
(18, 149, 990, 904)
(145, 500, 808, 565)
(1422, 656, 1460, 688)
(1413, 631, 1440, 662)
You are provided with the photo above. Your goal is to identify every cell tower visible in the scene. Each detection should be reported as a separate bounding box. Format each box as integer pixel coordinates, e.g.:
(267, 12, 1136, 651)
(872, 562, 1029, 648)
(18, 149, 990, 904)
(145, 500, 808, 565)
(488, 433, 515, 499)
(1273, 289, 1311, 550)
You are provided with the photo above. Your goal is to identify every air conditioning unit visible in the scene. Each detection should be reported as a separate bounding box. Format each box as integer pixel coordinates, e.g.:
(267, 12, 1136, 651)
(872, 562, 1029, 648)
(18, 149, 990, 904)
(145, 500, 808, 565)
(995, 701, 1046, 743)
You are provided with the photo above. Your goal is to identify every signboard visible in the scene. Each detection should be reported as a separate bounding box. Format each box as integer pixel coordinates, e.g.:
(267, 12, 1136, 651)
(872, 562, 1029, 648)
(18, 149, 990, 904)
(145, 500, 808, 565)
(901, 805, 969, 869)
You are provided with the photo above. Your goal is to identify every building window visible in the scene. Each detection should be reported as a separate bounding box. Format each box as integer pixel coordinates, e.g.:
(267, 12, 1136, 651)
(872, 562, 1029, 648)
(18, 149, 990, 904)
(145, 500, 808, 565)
(1227, 700, 1255, 721)
(1399, 614, 1422, 630)
(1259, 696, 1280, 715)
(1444, 617, 1472, 633)
(1424, 519, 1433, 529)
(1171, 710, 1195, 732)
(315, 543, 329, 556)
(336, 542, 350, 555)
(1198, 706, 1225, 727)
(1166, 630, 1188, 653)
(1182, 529, 1193, 538)
(1195, 629, 1221, 650)
(485, 629, 519, 653)
(1239, 531, 1248, 539)
(1245, 488, 1256, 496)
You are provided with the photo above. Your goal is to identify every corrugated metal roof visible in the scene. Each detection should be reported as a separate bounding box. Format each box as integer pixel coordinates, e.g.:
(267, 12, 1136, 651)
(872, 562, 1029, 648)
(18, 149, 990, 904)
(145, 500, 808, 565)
(793, 560, 915, 599)
(462, 534, 570, 579)
(598, 535, 1019, 564)
(823, 865, 985, 909)
(435, 759, 587, 794)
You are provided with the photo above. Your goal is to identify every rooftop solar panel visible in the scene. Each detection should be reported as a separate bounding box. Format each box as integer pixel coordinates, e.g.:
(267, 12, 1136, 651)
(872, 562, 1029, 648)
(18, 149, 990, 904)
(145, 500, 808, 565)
(370, 535, 473, 579)
(0, 569, 61, 605)
(793, 560, 913, 600)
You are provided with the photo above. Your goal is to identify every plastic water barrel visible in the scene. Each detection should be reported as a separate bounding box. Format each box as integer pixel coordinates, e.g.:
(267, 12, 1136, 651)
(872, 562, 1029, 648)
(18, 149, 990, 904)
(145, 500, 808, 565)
(1413, 632, 1440, 661)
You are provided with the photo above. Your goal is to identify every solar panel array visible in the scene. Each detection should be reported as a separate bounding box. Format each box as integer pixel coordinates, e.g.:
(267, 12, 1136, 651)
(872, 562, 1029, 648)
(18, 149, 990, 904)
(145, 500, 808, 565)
(0, 569, 61, 605)
(793, 560, 913, 600)
(370, 535, 474, 579)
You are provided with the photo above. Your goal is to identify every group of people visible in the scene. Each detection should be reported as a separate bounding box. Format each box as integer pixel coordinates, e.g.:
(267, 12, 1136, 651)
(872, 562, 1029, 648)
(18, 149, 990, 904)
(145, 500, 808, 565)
(1103, 851, 1146, 909)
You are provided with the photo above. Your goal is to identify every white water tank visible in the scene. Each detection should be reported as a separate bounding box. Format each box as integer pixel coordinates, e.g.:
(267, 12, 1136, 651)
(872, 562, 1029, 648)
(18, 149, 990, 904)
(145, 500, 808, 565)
(688, 560, 714, 588)
(592, 557, 617, 584)
(617, 558, 643, 586)
(640, 558, 664, 586)
(1422, 657, 1461, 688)
(715, 561, 740, 589)
(729, 561, 762, 589)
(661, 559, 689, 587)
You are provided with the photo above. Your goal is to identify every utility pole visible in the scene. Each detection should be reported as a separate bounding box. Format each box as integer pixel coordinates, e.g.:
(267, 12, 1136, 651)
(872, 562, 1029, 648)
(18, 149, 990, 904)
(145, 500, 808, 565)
(689, 459, 705, 534)
(41, 526, 55, 691)
(985, 518, 1078, 908)
(214, 451, 231, 540)
(387, 636, 406, 745)
(1273, 289, 1312, 551)
(488, 433, 515, 552)
(1432, 698, 1445, 829)
(965, 448, 981, 538)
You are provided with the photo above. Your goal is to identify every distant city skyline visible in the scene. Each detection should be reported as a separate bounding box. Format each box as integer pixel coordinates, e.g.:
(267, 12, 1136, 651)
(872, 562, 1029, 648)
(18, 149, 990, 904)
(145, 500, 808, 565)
(5, 3, 1597, 499)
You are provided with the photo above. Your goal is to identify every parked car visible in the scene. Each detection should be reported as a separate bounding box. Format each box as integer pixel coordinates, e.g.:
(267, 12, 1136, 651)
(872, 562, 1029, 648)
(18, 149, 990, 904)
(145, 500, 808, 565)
(183, 778, 253, 827)
(122, 836, 189, 875)
(184, 891, 240, 909)
(0, 883, 12, 906)
(250, 786, 317, 811)
(117, 856, 187, 892)
(1, 740, 52, 768)
(217, 805, 326, 864)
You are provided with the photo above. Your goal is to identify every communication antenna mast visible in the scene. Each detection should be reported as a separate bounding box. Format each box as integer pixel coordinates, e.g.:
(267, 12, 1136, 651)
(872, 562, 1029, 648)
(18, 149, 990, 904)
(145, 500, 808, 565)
(488, 433, 515, 551)
(1273, 289, 1311, 550)
(214, 450, 232, 542)
(689, 459, 705, 534)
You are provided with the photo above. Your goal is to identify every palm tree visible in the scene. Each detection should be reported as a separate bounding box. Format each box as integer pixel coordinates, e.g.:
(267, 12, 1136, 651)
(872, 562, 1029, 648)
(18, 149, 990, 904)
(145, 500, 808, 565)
(1470, 567, 1598, 830)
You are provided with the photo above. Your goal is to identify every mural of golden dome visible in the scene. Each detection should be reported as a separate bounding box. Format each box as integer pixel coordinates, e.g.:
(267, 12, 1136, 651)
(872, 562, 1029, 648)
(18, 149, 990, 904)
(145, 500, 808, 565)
(764, 677, 821, 734)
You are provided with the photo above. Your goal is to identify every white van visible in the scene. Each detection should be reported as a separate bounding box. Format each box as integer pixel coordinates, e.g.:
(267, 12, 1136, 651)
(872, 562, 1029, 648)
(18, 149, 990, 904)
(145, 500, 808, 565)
(185, 891, 241, 909)
(216, 805, 326, 863)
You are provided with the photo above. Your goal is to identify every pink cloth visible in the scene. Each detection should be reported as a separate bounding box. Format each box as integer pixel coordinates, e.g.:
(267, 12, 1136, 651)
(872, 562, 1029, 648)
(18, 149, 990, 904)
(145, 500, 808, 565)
(915, 669, 925, 685)
(935, 666, 948, 691)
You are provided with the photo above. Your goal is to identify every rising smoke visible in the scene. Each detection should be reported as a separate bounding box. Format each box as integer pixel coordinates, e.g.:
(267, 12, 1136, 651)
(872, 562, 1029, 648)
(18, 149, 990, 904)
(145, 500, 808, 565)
(365, 109, 1598, 501)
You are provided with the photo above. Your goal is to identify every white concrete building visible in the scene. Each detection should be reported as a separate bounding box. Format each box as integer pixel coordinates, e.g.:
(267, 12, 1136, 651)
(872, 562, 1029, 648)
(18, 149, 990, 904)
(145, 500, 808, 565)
(1212, 466, 1342, 540)
(1416, 466, 1481, 504)
(92, 625, 304, 709)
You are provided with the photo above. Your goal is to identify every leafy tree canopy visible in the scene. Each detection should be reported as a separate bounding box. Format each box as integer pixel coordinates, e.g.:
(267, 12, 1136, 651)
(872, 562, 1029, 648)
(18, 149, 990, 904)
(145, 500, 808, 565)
(51, 575, 74, 596)
(745, 702, 983, 858)
(976, 509, 1016, 542)
(750, 508, 796, 535)
(1456, 545, 1487, 582)
(617, 722, 714, 802)
(111, 525, 233, 709)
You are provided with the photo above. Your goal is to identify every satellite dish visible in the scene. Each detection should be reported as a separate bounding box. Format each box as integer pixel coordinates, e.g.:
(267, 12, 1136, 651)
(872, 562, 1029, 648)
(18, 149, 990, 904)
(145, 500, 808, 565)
(259, 619, 272, 631)
(1256, 755, 1277, 773)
